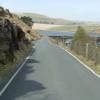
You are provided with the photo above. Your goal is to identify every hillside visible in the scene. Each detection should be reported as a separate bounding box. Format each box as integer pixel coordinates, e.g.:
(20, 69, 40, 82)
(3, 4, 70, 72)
(17, 12, 100, 33)
(17, 12, 77, 25)
(49, 23, 100, 33)
(32, 23, 64, 30)
(0, 7, 39, 78)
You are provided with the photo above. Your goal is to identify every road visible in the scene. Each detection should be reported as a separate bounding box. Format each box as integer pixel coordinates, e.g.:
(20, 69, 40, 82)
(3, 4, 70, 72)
(1, 37, 100, 100)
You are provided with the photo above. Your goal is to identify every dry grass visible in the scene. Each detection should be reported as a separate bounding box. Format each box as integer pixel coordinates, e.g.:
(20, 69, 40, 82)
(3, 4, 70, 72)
(63, 45, 100, 75)
(50, 38, 100, 75)
(0, 45, 32, 79)
(48, 24, 100, 33)
(32, 23, 64, 30)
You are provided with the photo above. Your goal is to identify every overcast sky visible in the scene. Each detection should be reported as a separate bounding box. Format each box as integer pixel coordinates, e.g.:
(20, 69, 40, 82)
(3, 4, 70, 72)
(1, 0, 100, 21)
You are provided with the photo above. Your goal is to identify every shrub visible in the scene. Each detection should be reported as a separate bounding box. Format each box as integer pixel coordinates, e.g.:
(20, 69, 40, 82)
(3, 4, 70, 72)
(20, 16, 33, 26)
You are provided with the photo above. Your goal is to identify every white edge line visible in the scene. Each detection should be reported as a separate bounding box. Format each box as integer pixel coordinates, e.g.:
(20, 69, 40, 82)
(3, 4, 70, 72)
(48, 39, 100, 78)
(60, 47, 100, 78)
(0, 56, 29, 96)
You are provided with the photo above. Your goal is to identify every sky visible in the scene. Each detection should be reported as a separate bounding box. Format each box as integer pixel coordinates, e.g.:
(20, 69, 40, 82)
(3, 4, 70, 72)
(0, 0, 100, 21)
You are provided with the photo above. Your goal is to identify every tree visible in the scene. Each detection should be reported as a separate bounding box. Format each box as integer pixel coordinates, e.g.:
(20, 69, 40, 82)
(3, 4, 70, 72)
(73, 26, 89, 43)
(20, 16, 33, 26)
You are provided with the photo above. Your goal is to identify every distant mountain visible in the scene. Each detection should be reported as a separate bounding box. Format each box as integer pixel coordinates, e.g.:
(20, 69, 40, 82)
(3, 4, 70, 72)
(16, 12, 82, 25)
(16, 12, 100, 33)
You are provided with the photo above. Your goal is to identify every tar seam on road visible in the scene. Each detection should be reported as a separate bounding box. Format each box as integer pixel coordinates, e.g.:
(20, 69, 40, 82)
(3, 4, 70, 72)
(0, 56, 30, 96)
(48, 39, 100, 78)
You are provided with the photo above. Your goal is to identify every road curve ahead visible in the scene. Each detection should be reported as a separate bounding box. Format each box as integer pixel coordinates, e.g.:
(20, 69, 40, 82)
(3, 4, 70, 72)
(1, 37, 100, 100)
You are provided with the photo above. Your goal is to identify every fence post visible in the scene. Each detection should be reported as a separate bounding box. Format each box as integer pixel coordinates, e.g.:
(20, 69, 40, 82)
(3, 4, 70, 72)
(63, 37, 65, 45)
(86, 43, 89, 60)
(94, 46, 98, 65)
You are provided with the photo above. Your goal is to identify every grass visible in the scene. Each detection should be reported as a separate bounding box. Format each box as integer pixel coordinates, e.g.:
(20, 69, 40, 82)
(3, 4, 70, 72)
(48, 25, 78, 32)
(49, 38, 100, 75)
(0, 44, 32, 79)
(63, 45, 100, 75)
(48, 24, 100, 33)
(64, 46, 100, 75)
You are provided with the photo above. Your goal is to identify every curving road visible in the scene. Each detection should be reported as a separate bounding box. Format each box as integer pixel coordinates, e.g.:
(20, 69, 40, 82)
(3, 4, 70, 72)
(0, 37, 100, 100)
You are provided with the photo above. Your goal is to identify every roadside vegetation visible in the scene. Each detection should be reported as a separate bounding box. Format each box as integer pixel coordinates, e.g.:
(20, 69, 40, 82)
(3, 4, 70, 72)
(20, 16, 33, 27)
(71, 26, 100, 73)
(72, 26, 99, 65)
(0, 7, 40, 79)
(50, 26, 100, 74)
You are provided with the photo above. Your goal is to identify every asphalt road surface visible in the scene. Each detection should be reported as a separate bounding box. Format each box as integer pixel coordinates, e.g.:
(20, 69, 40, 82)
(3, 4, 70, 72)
(1, 37, 100, 100)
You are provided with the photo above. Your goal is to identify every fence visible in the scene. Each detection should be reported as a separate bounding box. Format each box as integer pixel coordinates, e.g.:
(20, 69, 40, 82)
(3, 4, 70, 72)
(70, 42, 100, 65)
(50, 37, 100, 66)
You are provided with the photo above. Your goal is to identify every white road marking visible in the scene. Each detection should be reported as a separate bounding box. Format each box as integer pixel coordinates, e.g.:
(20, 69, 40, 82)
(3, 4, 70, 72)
(60, 47, 100, 78)
(0, 56, 30, 96)
(26, 56, 30, 59)
(0, 37, 99, 97)
(49, 39, 100, 78)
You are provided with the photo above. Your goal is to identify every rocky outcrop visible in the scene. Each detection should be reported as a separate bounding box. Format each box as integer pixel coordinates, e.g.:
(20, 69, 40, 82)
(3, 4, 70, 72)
(0, 7, 12, 17)
(0, 17, 27, 64)
(0, 7, 38, 66)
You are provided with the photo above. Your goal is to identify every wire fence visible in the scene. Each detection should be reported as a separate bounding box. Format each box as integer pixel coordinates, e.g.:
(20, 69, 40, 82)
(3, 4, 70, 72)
(70, 42, 100, 65)
(50, 37, 100, 66)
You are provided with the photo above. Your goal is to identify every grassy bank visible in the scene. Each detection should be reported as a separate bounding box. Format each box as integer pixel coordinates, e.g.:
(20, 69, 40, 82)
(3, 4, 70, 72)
(0, 44, 32, 79)
(49, 38, 100, 75)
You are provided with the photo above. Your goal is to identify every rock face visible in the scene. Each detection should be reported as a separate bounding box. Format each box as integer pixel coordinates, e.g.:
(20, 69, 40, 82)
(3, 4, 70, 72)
(0, 7, 33, 64)
(0, 18, 26, 63)
(0, 7, 12, 17)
